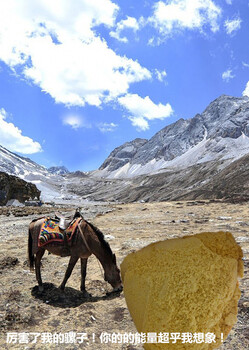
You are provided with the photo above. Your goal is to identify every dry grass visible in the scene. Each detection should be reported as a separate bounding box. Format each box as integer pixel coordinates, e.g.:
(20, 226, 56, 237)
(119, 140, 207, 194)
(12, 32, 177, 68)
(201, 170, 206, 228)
(0, 201, 248, 349)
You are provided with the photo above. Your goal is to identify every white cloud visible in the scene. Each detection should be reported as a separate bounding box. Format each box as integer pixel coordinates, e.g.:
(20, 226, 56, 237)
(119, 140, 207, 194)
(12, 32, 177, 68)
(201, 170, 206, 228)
(62, 114, 91, 129)
(243, 82, 249, 97)
(110, 16, 140, 43)
(149, 0, 222, 37)
(129, 116, 149, 131)
(97, 122, 118, 132)
(0, 0, 151, 107)
(0, 108, 42, 154)
(148, 37, 155, 46)
(224, 17, 242, 35)
(225, 0, 232, 5)
(155, 69, 167, 82)
(242, 62, 249, 68)
(118, 93, 173, 131)
(222, 69, 235, 82)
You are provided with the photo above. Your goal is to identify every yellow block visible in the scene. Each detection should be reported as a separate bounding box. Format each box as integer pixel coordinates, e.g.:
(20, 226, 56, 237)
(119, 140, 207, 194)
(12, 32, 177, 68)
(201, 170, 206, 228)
(121, 231, 243, 349)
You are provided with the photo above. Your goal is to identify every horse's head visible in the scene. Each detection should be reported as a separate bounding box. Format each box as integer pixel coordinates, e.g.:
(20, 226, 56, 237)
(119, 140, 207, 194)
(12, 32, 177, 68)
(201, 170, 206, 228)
(104, 253, 123, 292)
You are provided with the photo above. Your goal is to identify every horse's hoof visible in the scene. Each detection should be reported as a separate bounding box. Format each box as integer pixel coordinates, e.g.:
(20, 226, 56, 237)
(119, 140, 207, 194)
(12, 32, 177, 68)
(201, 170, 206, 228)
(113, 285, 123, 293)
(81, 290, 92, 298)
(38, 285, 44, 292)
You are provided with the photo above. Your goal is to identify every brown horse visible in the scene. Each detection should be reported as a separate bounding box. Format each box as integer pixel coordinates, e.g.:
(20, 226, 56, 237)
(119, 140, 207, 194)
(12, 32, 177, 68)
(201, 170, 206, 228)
(28, 213, 122, 296)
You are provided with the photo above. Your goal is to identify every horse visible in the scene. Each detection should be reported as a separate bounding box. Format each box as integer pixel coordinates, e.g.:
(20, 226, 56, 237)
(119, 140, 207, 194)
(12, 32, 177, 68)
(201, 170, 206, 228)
(28, 211, 123, 297)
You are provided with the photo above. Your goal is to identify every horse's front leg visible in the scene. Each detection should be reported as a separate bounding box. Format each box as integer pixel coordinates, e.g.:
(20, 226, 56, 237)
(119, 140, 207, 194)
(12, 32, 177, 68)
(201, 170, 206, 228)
(80, 258, 91, 297)
(59, 255, 79, 291)
(35, 249, 45, 292)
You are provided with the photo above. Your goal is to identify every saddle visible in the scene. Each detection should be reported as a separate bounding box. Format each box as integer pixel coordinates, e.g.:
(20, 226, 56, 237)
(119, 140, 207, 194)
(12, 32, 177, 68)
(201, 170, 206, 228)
(53, 209, 83, 255)
(37, 209, 83, 257)
(55, 209, 82, 230)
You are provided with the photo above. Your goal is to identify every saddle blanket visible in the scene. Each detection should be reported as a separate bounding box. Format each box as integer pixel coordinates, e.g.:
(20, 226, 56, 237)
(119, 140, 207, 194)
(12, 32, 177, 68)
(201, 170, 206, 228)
(38, 217, 81, 247)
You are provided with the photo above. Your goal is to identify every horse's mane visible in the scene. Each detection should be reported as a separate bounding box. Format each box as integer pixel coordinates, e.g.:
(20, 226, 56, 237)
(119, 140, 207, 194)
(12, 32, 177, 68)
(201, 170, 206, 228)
(85, 220, 113, 258)
(30, 216, 46, 223)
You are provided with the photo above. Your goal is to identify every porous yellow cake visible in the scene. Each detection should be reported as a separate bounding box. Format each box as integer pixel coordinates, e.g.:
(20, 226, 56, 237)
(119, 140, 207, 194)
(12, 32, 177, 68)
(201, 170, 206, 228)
(121, 232, 243, 349)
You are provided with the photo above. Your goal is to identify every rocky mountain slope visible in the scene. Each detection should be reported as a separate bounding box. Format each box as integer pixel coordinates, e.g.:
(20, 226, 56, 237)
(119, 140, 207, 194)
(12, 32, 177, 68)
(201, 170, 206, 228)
(99, 138, 147, 172)
(66, 155, 249, 203)
(95, 95, 249, 178)
(0, 172, 40, 205)
(0, 145, 47, 178)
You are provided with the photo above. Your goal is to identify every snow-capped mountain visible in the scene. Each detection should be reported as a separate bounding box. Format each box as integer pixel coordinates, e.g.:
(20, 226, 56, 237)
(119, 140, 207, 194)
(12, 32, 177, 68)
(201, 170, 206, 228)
(0, 145, 67, 201)
(0, 144, 47, 177)
(95, 95, 249, 178)
(48, 166, 69, 175)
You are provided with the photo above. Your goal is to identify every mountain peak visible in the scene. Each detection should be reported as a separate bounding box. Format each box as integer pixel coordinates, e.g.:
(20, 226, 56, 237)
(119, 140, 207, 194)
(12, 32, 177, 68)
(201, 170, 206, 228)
(99, 138, 147, 172)
(48, 166, 69, 175)
(96, 94, 249, 178)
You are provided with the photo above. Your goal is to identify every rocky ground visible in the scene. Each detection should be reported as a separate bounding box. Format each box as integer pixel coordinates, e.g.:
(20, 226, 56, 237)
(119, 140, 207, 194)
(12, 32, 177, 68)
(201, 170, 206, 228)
(0, 200, 248, 349)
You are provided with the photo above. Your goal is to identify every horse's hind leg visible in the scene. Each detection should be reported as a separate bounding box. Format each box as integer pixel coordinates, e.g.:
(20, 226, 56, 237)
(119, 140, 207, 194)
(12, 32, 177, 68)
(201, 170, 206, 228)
(80, 258, 91, 297)
(59, 255, 79, 291)
(35, 249, 45, 292)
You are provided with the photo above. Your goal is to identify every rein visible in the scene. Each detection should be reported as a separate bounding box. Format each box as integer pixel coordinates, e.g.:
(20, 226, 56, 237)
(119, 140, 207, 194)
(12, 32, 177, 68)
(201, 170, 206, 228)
(77, 219, 104, 280)
(77, 219, 91, 253)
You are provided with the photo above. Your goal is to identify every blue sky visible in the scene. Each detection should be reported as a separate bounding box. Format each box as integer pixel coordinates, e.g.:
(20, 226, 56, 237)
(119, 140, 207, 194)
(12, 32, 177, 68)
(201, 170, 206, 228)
(0, 0, 248, 171)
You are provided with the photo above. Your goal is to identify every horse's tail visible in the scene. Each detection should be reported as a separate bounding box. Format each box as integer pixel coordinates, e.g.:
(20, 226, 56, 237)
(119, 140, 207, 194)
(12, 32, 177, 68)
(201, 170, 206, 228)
(28, 225, 35, 271)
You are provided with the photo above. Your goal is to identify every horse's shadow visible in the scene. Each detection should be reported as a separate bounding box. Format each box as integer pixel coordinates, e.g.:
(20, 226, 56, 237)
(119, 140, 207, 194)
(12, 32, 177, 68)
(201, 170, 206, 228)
(31, 283, 122, 308)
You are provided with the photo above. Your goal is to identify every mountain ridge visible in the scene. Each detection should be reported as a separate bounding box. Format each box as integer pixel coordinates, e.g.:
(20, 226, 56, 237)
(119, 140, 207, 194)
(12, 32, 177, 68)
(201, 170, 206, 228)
(95, 94, 249, 178)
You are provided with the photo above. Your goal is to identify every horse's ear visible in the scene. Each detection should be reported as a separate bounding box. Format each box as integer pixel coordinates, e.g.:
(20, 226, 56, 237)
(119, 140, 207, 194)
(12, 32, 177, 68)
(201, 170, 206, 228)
(112, 253, 116, 264)
(75, 208, 82, 218)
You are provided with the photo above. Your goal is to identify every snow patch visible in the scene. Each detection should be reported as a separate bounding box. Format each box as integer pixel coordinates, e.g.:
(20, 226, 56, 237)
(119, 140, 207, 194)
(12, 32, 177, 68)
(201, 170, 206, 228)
(94, 130, 249, 179)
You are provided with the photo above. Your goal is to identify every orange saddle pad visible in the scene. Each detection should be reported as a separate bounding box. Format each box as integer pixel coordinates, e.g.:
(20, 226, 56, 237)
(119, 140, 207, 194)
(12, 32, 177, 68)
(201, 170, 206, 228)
(38, 217, 81, 247)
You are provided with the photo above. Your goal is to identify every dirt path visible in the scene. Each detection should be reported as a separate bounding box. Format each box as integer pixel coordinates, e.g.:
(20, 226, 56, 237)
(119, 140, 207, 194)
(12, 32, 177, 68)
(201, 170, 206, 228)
(0, 201, 248, 349)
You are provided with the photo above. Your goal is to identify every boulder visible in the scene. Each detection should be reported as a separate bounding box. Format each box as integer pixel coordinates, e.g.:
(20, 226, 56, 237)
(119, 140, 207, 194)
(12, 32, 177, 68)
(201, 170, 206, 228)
(0, 172, 40, 206)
